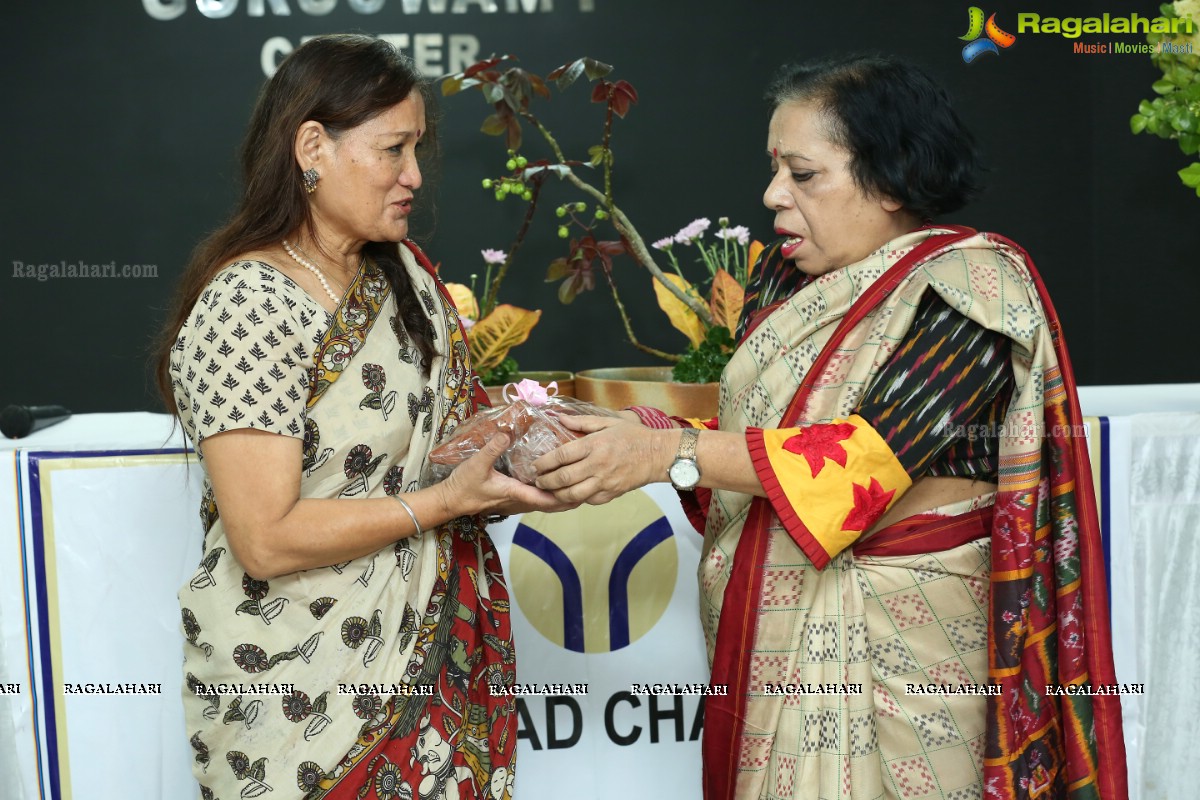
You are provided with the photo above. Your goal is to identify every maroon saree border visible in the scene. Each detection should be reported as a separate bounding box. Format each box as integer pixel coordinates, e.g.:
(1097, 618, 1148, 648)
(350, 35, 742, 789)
(983, 233, 1127, 800)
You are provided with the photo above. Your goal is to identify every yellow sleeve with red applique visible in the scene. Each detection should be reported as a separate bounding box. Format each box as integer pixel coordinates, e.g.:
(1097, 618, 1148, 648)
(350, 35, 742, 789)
(746, 415, 911, 569)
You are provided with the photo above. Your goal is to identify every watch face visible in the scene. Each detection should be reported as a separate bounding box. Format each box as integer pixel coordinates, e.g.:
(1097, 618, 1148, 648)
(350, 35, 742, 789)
(669, 459, 701, 489)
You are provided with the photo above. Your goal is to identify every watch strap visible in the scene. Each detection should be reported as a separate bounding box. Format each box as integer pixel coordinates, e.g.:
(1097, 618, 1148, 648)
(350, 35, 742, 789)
(677, 426, 700, 461)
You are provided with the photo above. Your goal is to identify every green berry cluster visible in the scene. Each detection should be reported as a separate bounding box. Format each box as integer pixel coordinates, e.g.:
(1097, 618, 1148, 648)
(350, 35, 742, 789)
(551, 201, 611, 237)
(482, 150, 533, 201)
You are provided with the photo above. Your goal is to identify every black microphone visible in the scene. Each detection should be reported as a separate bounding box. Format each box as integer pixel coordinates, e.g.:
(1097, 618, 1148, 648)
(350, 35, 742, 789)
(1, 405, 73, 439)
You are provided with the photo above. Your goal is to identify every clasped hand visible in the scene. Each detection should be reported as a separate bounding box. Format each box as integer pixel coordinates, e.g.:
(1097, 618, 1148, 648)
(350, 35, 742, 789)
(440, 433, 577, 517)
(532, 414, 662, 505)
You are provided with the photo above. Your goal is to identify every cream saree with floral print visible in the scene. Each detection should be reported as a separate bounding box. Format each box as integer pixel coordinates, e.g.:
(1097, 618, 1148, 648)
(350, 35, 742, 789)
(172, 242, 517, 800)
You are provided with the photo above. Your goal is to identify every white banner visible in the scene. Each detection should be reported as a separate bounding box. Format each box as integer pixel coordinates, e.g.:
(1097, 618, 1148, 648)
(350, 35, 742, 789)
(487, 484, 709, 798)
(1, 446, 204, 800)
(0, 408, 1165, 799)
(0, 418, 709, 800)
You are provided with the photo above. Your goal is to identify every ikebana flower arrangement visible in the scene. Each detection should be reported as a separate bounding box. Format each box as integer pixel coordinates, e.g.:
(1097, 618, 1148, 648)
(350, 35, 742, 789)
(647, 217, 764, 382)
(443, 248, 541, 386)
(1130, 1, 1200, 195)
(441, 55, 762, 383)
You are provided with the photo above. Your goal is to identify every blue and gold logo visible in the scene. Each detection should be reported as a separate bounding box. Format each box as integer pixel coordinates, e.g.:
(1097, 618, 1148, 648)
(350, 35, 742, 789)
(509, 490, 677, 653)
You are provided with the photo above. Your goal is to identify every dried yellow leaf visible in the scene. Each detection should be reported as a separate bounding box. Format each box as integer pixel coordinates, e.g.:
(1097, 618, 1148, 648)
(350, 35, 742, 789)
(444, 283, 479, 320)
(747, 240, 765, 283)
(653, 274, 704, 349)
(709, 269, 745, 334)
(468, 304, 541, 372)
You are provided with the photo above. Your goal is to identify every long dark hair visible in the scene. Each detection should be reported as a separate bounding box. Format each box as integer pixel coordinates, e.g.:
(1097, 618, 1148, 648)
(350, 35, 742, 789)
(766, 54, 982, 219)
(153, 34, 438, 413)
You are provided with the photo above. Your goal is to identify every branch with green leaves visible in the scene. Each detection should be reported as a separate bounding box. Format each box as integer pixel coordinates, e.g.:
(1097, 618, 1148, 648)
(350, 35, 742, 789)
(1130, 2, 1200, 196)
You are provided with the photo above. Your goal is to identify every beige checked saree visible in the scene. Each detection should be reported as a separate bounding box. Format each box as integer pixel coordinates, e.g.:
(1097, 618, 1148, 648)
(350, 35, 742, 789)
(695, 227, 1125, 800)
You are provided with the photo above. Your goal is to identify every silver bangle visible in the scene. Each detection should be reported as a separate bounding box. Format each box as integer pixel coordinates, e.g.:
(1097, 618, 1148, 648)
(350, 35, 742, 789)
(394, 496, 424, 537)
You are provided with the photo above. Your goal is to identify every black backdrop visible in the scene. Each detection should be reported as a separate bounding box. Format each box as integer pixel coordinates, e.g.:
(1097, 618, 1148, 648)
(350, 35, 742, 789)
(4, 0, 1198, 414)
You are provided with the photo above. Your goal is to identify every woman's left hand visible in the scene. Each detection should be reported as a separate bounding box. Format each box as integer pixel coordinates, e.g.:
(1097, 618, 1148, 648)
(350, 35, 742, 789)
(440, 433, 578, 517)
(533, 415, 667, 505)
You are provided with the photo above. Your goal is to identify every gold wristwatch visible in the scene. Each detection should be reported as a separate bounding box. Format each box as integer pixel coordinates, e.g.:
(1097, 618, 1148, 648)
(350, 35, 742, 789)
(668, 427, 702, 490)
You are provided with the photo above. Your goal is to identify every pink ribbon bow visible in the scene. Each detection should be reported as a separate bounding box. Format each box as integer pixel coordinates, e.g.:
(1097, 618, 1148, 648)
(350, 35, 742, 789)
(502, 378, 558, 406)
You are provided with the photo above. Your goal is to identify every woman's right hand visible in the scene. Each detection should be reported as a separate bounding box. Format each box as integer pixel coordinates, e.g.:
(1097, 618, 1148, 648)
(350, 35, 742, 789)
(205, 429, 571, 580)
(437, 434, 579, 517)
(531, 415, 669, 505)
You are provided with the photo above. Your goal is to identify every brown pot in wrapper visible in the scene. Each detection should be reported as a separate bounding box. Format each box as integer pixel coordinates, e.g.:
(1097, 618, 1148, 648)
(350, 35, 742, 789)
(426, 389, 618, 485)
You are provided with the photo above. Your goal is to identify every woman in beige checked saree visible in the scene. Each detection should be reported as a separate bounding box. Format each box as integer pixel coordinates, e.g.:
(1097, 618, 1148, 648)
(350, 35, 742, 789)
(533, 55, 1127, 800)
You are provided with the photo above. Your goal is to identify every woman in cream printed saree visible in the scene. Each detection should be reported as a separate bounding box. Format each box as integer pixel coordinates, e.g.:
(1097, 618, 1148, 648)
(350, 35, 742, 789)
(532, 55, 1127, 800)
(156, 35, 566, 800)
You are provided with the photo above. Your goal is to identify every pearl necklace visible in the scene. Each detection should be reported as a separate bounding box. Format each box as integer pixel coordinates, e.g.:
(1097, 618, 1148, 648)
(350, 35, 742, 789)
(281, 238, 352, 305)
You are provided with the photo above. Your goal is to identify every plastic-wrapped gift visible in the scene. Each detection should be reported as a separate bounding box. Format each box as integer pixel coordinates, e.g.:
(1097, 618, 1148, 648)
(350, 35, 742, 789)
(426, 379, 617, 484)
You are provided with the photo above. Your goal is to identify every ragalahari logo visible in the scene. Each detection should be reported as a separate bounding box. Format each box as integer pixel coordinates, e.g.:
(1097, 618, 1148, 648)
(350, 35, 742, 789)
(960, 7, 1017, 62)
